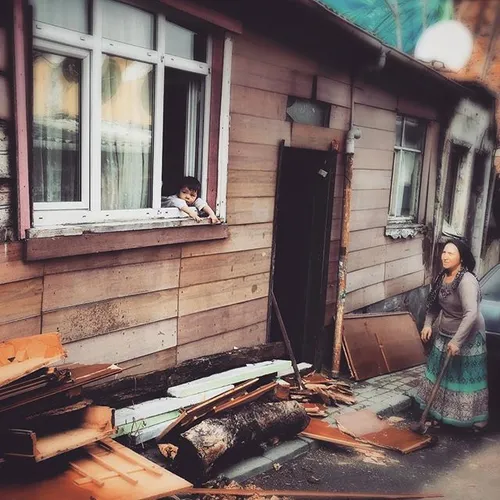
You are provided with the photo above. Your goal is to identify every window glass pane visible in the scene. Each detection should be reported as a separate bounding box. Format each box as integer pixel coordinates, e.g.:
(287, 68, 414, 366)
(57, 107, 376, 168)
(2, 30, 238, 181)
(102, 0, 154, 49)
(33, 51, 82, 202)
(101, 56, 153, 210)
(395, 115, 403, 146)
(389, 150, 422, 217)
(164, 21, 207, 62)
(286, 97, 329, 127)
(33, 0, 89, 33)
(162, 68, 204, 197)
(403, 117, 426, 150)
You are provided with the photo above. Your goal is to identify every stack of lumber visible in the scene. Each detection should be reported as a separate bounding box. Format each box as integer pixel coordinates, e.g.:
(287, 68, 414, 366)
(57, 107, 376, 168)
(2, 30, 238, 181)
(0, 333, 192, 499)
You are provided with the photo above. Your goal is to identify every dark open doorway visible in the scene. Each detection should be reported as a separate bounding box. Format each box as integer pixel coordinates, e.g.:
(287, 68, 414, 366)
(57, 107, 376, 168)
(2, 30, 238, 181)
(270, 145, 337, 369)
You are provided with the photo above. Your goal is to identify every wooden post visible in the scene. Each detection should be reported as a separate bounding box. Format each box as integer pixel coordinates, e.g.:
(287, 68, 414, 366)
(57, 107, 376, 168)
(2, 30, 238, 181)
(331, 153, 353, 377)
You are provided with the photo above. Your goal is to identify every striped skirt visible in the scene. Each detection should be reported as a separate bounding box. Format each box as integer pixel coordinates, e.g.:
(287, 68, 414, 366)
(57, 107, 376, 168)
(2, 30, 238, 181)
(414, 332, 489, 427)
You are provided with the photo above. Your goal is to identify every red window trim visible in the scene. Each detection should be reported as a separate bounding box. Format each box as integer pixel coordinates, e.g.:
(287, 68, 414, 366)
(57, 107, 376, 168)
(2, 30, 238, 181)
(14, 0, 231, 250)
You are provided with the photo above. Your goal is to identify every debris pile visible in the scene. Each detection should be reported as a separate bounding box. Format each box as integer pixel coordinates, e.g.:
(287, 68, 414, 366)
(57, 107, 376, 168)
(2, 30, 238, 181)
(0, 333, 192, 499)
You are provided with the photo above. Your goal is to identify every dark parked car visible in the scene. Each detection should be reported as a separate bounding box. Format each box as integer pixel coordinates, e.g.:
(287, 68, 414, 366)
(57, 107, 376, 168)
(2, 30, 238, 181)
(479, 264, 500, 408)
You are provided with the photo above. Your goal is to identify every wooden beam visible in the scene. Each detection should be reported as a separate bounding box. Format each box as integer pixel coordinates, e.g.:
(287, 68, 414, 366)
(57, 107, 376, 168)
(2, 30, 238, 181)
(157, 0, 243, 34)
(25, 224, 228, 261)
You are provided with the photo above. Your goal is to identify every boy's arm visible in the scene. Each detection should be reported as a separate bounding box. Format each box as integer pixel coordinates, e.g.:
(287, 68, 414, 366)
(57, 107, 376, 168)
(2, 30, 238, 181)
(179, 205, 202, 222)
(195, 198, 220, 224)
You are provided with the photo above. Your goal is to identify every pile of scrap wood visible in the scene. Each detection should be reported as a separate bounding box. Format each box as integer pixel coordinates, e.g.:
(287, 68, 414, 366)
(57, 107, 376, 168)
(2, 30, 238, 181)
(0, 333, 192, 499)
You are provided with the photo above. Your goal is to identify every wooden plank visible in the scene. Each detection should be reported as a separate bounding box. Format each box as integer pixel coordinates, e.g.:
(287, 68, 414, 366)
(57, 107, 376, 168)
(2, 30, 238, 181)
(182, 223, 273, 258)
(385, 254, 423, 281)
(0, 76, 11, 120)
(351, 189, 389, 211)
(180, 249, 271, 287)
(316, 76, 351, 108)
(330, 218, 341, 240)
(25, 224, 227, 261)
(354, 104, 397, 132)
(397, 96, 439, 120)
(349, 246, 387, 273)
(0, 241, 23, 263)
(0, 333, 65, 388)
(42, 260, 180, 311)
(385, 270, 425, 298)
(355, 148, 395, 170)
(113, 347, 177, 380)
(352, 169, 392, 190)
(42, 289, 179, 343)
(228, 142, 278, 172)
(0, 27, 8, 72)
(227, 169, 276, 197)
(349, 227, 386, 252)
(300, 419, 371, 449)
(329, 105, 351, 131)
(178, 298, 268, 346)
(349, 209, 388, 232)
(346, 283, 385, 313)
(63, 318, 177, 365)
(233, 32, 318, 75)
(0, 259, 44, 285)
(356, 127, 396, 151)
(291, 124, 345, 151)
(227, 197, 275, 225)
(231, 54, 313, 99)
(230, 113, 291, 147)
(0, 278, 43, 325)
(347, 264, 385, 293)
(179, 273, 269, 316)
(354, 83, 398, 111)
(230, 85, 287, 121)
(0, 316, 41, 342)
(331, 196, 343, 219)
(44, 245, 181, 275)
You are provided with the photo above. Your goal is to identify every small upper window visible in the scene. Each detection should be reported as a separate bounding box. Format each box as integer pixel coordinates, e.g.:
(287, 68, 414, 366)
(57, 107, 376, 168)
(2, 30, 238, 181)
(286, 97, 330, 128)
(32, 0, 90, 33)
(389, 115, 426, 221)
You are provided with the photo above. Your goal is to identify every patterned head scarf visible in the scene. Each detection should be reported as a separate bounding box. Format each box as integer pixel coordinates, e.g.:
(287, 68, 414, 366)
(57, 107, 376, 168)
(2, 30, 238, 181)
(426, 239, 477, 312)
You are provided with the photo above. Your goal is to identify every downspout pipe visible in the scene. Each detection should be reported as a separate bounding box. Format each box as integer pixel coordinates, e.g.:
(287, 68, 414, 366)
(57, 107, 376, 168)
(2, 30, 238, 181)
(331, 76, 361, 377)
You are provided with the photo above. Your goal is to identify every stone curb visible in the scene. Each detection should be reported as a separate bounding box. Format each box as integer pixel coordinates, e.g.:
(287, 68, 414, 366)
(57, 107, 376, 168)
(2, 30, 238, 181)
(221, 394, 412, 482)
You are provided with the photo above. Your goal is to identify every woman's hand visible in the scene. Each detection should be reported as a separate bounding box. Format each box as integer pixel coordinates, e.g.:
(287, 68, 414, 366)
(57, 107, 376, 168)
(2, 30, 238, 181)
(447, 342, 460, 356)
(421, 326, 432, 343)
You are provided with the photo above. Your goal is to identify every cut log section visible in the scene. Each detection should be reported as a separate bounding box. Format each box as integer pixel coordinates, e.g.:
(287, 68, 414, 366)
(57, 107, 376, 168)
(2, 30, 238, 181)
(176, 401, 310, 481)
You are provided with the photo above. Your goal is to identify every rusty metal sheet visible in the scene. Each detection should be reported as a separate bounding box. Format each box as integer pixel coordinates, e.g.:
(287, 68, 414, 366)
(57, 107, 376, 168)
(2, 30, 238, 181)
(336, 410, 432, 454)
(343, 312, 425, 381)
(0, 438, 192, 499)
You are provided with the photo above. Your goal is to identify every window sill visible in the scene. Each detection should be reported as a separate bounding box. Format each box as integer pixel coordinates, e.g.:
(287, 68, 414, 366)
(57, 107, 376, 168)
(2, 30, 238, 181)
(25, 218, 228, 261)
(385, 222, 426, 240)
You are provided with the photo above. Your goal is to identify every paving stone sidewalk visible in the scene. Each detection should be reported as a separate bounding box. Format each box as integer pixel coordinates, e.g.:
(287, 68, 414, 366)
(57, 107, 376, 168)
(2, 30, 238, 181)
(221, 365, 425, 481)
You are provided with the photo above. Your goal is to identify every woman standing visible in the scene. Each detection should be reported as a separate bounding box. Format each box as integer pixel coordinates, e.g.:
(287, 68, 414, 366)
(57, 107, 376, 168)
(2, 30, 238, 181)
(415, 239, 488, 430)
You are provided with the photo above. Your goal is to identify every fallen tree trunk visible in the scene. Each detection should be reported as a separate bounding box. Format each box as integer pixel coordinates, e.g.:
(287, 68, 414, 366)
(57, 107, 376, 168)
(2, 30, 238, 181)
(176, 401, 309, 481)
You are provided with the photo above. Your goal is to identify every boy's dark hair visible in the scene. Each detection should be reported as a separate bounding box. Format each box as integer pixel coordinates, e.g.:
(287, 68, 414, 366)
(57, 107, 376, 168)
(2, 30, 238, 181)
(178, 176, 201, 194)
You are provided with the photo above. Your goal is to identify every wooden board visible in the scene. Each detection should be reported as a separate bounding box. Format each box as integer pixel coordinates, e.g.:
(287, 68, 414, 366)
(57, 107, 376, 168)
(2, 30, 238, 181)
(0, 316, 41, 343)
(290, 124, 345, 151)
(230, 84, 287, 121)
(385, 271, 425, 298)
(213, 381, 277, 413)
(3, 406, 114, 462)
(349, 209, 388, 232)
(385, 255, 423, 281)
(0, 333, 65, 388)
(300, 419, 371, 449)
(42, 289, 178, 343)
(336, 409, 432, 454)
(351, 169, 392, 190)
(316, 76, 351, 108)
(42, 260, 180, 311)
(353, 104, 397, 132)
(347, 264, 385, 293)
(0, 278, 43, 325)
(228, 142, 279, 172)
(230, 113, 291, 147)
(227, 169, 276, 197)
(226, 197, 275, 225)
(0, 438, 192, 499)
(345, 283, 386, 314)
(343, 313, 425, 380)
(177, 298, 268, 346)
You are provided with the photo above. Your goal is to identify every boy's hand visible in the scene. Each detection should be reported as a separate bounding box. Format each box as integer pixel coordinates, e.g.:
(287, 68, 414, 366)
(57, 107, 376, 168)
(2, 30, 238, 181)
(209, 214, 220, 224)
(193, 214, 202, 222)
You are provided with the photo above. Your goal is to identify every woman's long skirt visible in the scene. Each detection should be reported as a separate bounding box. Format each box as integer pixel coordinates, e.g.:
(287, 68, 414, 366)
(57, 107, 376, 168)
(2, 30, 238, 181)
(414, 332, 489, 427)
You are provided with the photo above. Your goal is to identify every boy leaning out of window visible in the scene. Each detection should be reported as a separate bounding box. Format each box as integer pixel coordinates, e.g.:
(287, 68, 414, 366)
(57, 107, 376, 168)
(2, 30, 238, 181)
(161, 176, 220, 224)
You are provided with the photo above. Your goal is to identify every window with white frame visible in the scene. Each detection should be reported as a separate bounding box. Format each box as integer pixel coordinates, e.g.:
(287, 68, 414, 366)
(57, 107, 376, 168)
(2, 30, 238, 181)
(388, 115, 427, 222)
(31, 0, 216, 226)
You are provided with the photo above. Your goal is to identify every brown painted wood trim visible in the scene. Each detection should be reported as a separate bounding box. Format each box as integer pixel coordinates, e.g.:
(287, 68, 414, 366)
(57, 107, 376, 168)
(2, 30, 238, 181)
(206, 36, 224, 209)
(156, 0, 243, 34)
(25, 224, 228, 261)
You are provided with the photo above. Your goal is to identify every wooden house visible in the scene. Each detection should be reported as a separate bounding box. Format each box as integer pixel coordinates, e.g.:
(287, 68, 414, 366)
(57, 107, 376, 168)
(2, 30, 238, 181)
(0, 0, 496, 378)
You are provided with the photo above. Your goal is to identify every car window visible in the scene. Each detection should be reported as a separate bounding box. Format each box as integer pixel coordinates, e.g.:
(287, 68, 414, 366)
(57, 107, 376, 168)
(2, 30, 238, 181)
(480, 266, 500, 301)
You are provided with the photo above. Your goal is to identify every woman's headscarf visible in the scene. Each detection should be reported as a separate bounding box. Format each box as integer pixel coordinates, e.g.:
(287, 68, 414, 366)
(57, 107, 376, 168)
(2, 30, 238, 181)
(426, 239, 477, 312)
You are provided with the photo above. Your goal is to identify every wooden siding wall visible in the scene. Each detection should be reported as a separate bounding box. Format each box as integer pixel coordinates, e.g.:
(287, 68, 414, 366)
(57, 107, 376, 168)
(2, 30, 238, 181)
(0, 15, 14, 242)
(0, 26, 442, 375)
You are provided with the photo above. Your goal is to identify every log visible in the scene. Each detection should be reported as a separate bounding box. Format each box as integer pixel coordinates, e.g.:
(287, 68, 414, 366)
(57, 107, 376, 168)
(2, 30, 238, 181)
(176, 401, 309, 481)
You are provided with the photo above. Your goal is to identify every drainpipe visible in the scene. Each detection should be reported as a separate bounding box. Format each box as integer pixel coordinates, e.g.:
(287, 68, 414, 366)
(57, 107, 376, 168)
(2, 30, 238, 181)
(331, 80, 361, 377)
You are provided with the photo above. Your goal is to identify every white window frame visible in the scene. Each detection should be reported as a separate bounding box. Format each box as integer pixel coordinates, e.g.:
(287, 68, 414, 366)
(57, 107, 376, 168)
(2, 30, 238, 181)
(31, 0, 214, 228)
(388, 115, 426, 225)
